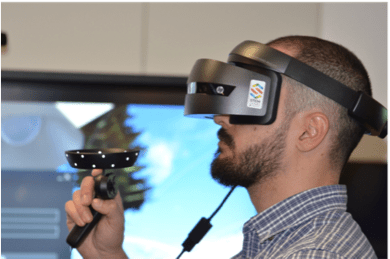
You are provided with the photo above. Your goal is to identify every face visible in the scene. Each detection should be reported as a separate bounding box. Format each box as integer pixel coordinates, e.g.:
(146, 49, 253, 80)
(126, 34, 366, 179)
(210, 87, 291, 188)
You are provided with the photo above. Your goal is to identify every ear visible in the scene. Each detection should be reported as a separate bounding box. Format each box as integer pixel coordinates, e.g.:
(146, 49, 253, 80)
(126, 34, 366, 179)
(296, 112, 330, 152)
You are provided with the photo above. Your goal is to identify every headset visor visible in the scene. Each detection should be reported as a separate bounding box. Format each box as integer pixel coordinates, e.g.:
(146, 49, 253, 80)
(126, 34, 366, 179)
(184, 59, 281, 125)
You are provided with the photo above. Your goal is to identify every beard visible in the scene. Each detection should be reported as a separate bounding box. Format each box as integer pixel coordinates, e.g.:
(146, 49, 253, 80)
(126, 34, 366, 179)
(210, 123, 289, 188)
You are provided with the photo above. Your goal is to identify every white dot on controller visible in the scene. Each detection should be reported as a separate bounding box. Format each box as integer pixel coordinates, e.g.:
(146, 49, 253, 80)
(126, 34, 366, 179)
(81, 155, 84, 158)
(98, 151, 102, 154)
(126, 157, 129, 161)
(66, 154, 68, 157)
(111, 164, 115, 167)
(74, 163, 78, 166)
(92, 164, 96, 168)
(102, 155, 105, 158)
(135, 153, 138, 156)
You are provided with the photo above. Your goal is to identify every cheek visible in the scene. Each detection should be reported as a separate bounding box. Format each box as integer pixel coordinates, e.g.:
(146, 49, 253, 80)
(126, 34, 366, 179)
(231, 126, 265, 151)
(234, 133, 256, 151)
(235, 127, 273, 151)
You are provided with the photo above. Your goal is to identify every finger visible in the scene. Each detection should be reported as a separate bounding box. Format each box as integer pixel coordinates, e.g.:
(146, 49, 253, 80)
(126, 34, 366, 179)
(91, 197, 121, 217)
(91, 169, 103, 177)
(80, 176, 95, 206)
(65, 200, 76, 230)
(65, 199, 86, 228)
(91, 192, 124, 222)
(72, 190, 92, 225)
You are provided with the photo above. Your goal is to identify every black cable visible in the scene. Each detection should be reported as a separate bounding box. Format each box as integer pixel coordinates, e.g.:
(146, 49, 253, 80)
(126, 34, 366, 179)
(176, 185, 237, 259)
(208, 185, 237, 221)
(176, 249, 185, 259)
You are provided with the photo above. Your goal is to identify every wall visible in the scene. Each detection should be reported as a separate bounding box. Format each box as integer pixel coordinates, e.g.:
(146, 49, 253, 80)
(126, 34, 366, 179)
(1, 3, 320, 75)
(145, 3, 320, 75)
(1, 3, 144, 74)
(1, 2, 387, 162)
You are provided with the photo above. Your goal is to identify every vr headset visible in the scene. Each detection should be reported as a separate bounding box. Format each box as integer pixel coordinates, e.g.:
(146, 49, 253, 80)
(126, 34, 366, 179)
(184, 40, 387, 139)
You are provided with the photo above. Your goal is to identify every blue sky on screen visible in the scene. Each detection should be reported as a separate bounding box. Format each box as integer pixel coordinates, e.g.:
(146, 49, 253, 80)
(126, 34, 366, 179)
(71, 104, 256, 259)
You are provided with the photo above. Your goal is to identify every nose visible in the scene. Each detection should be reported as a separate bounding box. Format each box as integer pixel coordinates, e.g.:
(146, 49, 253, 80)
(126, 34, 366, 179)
(213, 115, 230, 127)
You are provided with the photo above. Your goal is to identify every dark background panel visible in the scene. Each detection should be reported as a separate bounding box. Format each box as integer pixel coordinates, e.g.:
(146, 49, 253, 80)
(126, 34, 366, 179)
(1, 70, 188, 104)
(340, 163, 387, 258)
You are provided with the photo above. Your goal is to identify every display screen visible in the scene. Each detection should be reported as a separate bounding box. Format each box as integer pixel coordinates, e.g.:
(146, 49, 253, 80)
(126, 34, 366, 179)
(2, 101, 256, 259)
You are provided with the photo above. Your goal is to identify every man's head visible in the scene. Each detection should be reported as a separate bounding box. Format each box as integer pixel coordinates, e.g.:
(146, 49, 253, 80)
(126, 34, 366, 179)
(211, 36, 372, 188)
(268, 36, 371, 167)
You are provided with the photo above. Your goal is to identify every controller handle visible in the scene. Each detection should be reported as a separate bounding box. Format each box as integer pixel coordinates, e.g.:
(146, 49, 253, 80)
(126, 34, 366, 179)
(66, 172, 117, 248)
(64, 148, 139, 248)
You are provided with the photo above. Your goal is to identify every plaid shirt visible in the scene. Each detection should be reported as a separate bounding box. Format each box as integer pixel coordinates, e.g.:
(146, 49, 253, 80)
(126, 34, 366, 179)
(232, 185, 377, 259)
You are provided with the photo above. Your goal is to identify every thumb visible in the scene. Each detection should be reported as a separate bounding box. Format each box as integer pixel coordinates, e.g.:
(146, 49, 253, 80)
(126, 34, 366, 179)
(91, 198, 118, 216)
(91, 192, 124, 217)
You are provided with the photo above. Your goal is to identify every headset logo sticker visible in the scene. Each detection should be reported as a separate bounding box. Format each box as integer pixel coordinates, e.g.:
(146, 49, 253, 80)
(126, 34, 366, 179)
(247, 80, 266, 109)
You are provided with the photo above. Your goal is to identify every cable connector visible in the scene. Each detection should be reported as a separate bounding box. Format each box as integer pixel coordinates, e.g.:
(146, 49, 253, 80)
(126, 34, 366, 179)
(181, 217, 212, 253)
(176, 186, 237, 258)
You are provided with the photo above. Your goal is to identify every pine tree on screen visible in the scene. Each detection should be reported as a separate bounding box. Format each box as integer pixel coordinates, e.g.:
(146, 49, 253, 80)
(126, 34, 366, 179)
(77, 105, 148, 210)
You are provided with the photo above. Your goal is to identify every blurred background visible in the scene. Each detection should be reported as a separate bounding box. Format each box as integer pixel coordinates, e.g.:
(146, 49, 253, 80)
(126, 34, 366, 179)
(1, 2, 387, 259)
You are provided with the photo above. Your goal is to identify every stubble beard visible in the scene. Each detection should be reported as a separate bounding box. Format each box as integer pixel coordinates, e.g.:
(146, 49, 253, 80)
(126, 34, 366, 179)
(210, 124, 288, 188)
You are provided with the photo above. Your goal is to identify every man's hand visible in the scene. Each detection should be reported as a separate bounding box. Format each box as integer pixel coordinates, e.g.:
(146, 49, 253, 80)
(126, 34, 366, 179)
(65, 169, 128, 259)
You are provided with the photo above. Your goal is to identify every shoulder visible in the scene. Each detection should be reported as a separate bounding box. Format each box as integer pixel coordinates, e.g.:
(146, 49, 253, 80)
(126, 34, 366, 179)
(311, 210, 372, 253)
(283, 210, 377, 259)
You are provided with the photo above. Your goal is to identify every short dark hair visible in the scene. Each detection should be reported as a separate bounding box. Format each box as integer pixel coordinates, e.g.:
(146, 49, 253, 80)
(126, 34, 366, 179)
(267, 36, 372, 168)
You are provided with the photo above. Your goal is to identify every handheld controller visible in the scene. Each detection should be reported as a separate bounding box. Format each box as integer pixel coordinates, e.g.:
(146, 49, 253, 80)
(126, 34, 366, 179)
(65, 148, 139, 248)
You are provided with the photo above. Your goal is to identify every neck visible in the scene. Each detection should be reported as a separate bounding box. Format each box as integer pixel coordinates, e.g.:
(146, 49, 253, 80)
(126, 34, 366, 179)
(246, 160, 340, 214)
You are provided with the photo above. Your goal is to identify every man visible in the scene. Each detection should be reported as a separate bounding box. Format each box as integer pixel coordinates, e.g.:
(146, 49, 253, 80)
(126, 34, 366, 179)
(65, 36, 379, 258)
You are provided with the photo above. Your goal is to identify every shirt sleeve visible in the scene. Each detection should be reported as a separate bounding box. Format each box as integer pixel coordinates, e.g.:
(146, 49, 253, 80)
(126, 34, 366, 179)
(286, 250, 346, 259)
